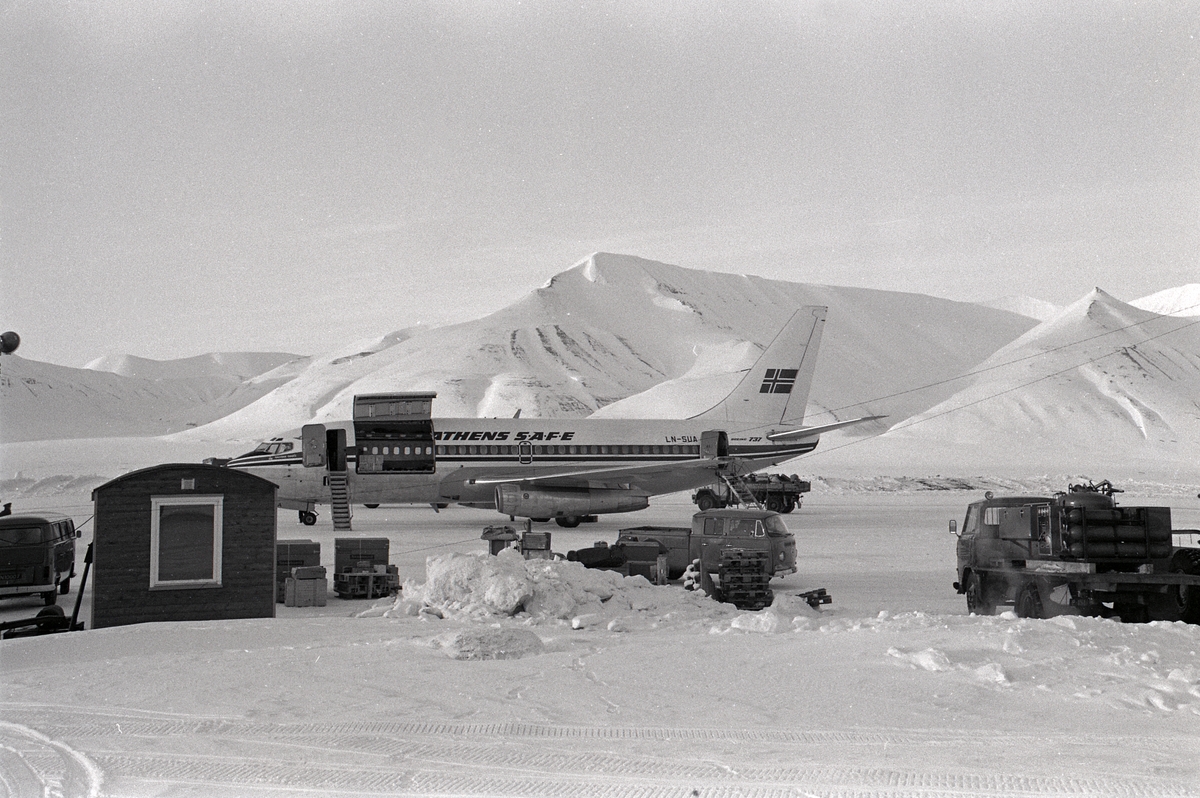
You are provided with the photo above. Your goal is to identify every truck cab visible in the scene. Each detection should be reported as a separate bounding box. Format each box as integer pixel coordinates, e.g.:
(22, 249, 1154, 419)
(0, 513, 79, 605)
(693, 508, 797, 577)
(617, 508, 797, 580)
(953, 495, 1051, 587)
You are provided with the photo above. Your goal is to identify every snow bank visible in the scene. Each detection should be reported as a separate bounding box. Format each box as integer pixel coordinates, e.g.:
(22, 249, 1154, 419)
(430, 627, 546, 660)
(394, 549, 822, 630)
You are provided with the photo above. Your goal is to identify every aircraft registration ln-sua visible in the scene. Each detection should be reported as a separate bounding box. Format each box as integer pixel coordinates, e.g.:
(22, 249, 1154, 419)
(224, 307, 882, 526)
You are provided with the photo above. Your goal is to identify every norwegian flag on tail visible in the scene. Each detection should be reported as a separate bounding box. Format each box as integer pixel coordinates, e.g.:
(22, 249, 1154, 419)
(759, 368, 799, 394)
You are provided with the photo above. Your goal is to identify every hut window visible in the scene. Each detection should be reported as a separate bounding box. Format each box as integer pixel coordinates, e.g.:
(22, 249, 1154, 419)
(150, 495, 223, 589)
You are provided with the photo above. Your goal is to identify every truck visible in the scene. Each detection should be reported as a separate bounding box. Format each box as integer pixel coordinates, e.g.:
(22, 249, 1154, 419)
(567, 508, 798, 609)
(692, 473, 810, 513)
(951, 480, 1200, 622)
(0, 512, 80, 606)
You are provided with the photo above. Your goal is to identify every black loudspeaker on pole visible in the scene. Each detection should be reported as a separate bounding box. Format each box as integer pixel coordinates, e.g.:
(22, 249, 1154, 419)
(0, 331, 18, 355)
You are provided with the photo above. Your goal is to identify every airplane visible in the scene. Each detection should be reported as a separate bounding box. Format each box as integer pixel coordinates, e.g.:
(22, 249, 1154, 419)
(224, 306, 882, 526)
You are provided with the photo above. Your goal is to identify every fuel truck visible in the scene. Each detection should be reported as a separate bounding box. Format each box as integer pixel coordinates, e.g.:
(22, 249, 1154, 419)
(951, 480, 1200, 623)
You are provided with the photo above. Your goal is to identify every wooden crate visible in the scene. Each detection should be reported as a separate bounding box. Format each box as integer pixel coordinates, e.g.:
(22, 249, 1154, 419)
(284, 576, 327, 607)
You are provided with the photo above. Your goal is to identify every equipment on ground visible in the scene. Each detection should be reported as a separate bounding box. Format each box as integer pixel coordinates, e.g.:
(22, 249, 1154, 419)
(332, 537, 398, 599)
(799, 588, 832, 609)
(1, 542, 91, 639)
(951, 480, 1200, 623)
(0, 513, 79, 606)
(692, 473, 810, 513)
(482, 521, 555, 560)
(567, 509, 818, 611)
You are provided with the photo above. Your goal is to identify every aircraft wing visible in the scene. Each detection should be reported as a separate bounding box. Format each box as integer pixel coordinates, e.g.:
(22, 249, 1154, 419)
(766, 415, 886, 441)
(466, 457, 722, 488)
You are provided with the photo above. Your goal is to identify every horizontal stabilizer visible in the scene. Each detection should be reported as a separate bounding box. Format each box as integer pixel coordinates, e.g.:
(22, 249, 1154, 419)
(766, 415, 887, 441)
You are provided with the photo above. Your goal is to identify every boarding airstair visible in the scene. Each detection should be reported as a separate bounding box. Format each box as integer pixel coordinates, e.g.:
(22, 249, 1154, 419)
(328, 471, 353, 530)
(720, 472, 764, 510)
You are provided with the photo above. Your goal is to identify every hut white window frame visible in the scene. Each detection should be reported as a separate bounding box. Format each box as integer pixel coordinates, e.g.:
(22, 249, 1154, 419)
(149, 495, 224, 590)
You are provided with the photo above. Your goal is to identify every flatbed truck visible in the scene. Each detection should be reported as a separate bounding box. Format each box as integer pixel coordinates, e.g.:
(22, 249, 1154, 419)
(951, 481, 1200, 622)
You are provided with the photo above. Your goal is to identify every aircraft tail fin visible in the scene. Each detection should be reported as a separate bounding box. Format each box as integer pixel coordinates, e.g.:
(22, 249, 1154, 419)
(689, 306, 826, 426)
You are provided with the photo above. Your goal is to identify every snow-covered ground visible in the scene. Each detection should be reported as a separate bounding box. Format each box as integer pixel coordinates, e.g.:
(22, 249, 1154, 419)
(3, 258, 1200, 794)
(3, 487, 1200, 797)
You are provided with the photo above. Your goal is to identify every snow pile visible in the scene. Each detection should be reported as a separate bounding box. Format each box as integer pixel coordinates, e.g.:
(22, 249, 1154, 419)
(395, 548, 821, 631)
(430, 627, 546, 660)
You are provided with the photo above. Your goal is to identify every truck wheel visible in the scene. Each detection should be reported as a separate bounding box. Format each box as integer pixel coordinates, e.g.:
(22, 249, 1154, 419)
(782, 499, 796, 513)
(58, 577, 70, 595)
(964, 572, 995, 616)
(42, 590, 57, 607)
(696, 493, 716, 512)
(1169, 549, 1200, 624)
(766, 496, 783, 513)
(1015, 583, 1043, 619)
(302, 511, 318, 526)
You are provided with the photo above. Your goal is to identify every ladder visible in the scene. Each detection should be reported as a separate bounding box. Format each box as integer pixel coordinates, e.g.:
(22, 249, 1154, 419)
(328, 471, 353, 530)
(720, 472, 763, 510)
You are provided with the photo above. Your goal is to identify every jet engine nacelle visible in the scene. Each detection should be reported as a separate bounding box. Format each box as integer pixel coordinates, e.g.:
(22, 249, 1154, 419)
(495, 484, 649, 519)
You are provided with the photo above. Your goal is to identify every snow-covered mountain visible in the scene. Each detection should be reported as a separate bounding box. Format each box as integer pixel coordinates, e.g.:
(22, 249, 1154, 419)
(0, 354, 304, 442)
(84, 351, 300, 381)
(4, 253, 1196, 484)
(857, 288, 1200, 476)
(173, 253, 1036, 442)
(1131, 283, 1200, 317)
(978, 295, 1062, 321)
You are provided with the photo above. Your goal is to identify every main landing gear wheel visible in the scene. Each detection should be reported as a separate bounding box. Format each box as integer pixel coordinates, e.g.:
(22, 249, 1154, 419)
(364, 503, 380, 509)
(299, 511, 318, 526)
(964, 572, 996, 616)
(555, 516, 581, 528)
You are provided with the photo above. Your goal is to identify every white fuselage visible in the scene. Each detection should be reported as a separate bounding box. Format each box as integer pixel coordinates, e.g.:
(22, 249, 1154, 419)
(228, 416, 817, 513)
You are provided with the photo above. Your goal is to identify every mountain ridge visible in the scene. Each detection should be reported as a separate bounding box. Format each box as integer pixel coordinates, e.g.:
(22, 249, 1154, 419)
(4, 252, 1196, 485)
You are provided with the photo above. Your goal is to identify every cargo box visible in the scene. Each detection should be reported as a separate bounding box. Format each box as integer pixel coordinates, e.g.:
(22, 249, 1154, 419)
(335, 537, 390, 573)
(285, 576, 328, 607)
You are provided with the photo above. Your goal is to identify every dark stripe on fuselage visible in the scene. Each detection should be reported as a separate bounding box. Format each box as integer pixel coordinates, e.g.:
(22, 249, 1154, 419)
(227, 443, 817, 472)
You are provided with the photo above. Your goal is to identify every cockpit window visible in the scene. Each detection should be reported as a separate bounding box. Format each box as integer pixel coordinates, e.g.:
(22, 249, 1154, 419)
(242, 440, 295, 457)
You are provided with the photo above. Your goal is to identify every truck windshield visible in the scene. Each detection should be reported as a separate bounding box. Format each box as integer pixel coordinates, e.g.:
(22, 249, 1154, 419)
(963, 505, 980, 537)
(0, 526, 45, 545)
(764, 516, 790, 537)
(730, 518, 764, 537)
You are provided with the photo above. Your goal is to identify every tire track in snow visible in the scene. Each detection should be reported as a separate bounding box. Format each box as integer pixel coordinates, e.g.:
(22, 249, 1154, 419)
(85, 751, 1200, 798)
(0, 721, 103, 798)
(6, 709, 1198, 797)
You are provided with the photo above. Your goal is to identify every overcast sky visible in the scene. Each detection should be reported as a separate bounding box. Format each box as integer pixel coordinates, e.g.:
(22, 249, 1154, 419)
(2, 1, 1197, 367)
